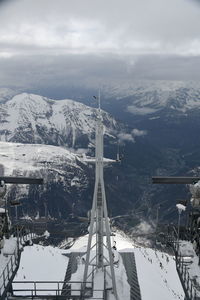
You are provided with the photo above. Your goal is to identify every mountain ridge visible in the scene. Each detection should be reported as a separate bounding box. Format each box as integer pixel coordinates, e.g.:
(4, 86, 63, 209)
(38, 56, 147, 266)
(0, 92, 119, 148)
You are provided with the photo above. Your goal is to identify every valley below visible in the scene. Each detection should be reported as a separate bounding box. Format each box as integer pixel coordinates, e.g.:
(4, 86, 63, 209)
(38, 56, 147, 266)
(1, 81, 200, 233)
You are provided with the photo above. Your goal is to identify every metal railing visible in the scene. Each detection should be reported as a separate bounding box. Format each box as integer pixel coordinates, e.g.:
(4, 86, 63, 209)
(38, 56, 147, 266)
(176, 254, 198, 300)
(166, 226, 199, 300)
(11, 223, 36, 245)
(0, 224, 34, 298)
(12, 281, 105, 299)
(0, 245, 20, 297)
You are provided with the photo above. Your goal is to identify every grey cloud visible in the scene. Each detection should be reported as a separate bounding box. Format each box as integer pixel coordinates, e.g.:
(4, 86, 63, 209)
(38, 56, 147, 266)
(127, 106, 158, 115)
(117, 133, 135, 143)
(132, 129, 147, 137)
(0, 0, 200, 56)
(1, 54, 200, 95)
(117, 128, 147, 144)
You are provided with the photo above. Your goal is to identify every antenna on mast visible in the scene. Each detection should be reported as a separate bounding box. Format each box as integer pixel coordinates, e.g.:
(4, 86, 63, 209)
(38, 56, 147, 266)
(117, 141, 120, 161)
(83, 91, 119, 300)
(93, 89, 101, 112)
(98, 89, 101, 110)
(116, 141, 123, 163)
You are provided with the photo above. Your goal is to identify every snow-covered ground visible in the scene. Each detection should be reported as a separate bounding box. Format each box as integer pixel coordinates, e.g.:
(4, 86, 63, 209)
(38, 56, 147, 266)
(12, 231, 185, 299)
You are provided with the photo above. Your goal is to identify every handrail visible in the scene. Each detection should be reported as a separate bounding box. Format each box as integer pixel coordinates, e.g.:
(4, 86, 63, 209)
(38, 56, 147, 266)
(177, 253, 199, 300)
(12, 223, 35, 244)
(12, 280, 104, 299)
(166, 229, 198, 300)
(0, 244, 17, 281)
(0, 224, 33, 298)
(0, 245, 20, 296)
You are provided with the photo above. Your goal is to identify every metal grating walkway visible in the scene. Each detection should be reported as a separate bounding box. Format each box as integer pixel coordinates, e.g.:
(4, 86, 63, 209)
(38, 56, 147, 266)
(61, 252, 84, 296)
(120, 252, 142, 300)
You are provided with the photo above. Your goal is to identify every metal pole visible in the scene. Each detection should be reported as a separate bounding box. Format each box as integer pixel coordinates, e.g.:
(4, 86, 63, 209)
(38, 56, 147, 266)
(15, 206, 18, 221)
(156, 205, 160, 231)
(83, 92, 118, 299)
(177, 210, 181, 253)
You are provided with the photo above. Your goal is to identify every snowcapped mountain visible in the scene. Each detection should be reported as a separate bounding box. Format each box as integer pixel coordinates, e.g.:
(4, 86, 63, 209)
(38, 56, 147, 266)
(0, 93, 119, 148)
(0, 93, 145, 223)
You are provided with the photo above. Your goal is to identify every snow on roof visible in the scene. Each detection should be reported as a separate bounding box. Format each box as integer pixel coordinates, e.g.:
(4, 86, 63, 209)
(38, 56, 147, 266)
(69, 231, 134, 252)
(0, 207, 5, 213)
(14, 244, 68, 282)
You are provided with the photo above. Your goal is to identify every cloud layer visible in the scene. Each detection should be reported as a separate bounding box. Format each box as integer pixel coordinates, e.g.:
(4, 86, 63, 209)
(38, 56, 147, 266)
(1, 0, 200, 91)
(0, 0, 200, 57)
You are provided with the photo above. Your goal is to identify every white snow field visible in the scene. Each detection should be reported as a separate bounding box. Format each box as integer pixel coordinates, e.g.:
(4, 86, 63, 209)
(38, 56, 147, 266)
(14, 244, 68, 281)
(13, 231, 184, 299)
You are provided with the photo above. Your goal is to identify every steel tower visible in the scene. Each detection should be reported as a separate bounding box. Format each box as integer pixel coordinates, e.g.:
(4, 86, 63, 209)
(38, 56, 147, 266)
(83, 92, 118, 299)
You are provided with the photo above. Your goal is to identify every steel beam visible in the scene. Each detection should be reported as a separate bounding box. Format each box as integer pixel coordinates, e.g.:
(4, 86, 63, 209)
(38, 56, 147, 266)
(152, 176, 200, 184)
(0, 176, 43, 184)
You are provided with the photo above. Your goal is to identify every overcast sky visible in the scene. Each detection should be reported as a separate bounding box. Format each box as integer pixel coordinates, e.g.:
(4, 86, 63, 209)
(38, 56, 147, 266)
(0, 0, 200, 95)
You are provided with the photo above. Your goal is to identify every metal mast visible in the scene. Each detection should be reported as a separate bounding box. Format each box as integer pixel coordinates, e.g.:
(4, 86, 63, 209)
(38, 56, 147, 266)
(83, 91, 118, 299)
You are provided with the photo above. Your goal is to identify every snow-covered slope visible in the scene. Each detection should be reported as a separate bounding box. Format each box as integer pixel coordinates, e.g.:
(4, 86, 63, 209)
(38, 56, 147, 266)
(0, 141, 84, 178)
(14, 231, 184, 300)
(0, 93, 118, 147)
(0, 141, 89, 218)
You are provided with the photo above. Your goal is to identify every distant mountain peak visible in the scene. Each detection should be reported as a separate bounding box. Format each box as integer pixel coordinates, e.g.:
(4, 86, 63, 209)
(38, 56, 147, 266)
(102, 80, 200, 115)
(0, 92, 119, 148)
